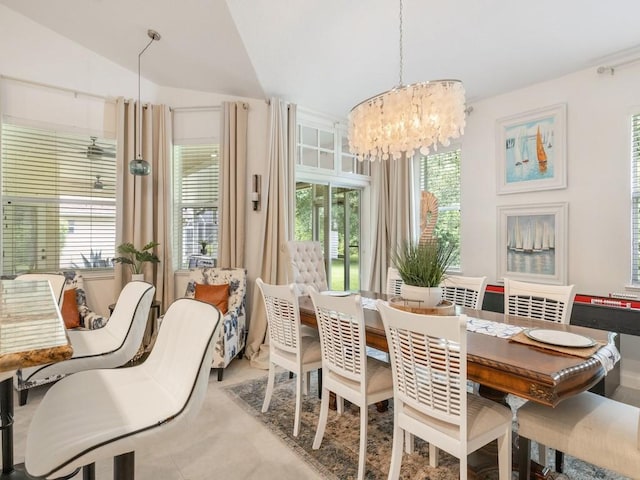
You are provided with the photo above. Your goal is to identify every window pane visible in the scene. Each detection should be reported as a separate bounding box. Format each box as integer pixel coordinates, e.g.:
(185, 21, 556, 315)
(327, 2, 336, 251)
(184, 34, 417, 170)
(301, 147, 318, 167)
(301, 126, 317, 147)
(319, 130, 334, 150)
(173, 144, 219, 269)
(1, 123, 116, 274)
(419, 149, 461, 269)
(631, 113, 640, 283)
(319, 150, 334, 170)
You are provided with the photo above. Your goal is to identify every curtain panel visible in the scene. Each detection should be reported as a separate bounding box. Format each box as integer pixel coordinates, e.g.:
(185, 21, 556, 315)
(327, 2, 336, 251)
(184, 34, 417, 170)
(115, 98, 174, 311)
(245, 98, 296, 368)
(218, 101, 249, 268)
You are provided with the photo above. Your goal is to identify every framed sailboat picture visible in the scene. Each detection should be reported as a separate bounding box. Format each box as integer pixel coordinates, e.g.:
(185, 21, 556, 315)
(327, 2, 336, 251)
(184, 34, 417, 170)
(497, 202, 568, 284)
(496, 104, 567, 194)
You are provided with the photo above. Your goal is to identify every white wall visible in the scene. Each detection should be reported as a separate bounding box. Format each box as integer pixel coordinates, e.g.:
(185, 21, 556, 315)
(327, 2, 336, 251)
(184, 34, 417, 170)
(460, 62, 640, 387)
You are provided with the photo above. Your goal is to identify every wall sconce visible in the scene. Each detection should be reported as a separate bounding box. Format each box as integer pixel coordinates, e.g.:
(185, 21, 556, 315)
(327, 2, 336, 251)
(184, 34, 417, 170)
(251, 174, 261, 211)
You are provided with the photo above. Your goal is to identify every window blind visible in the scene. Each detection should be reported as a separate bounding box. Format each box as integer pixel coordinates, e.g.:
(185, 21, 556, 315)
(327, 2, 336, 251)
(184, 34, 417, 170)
(1, 123, 116, 274)
(631, 114, 640, 283)
(419, 149, 462, 268)
(173, 143, 219, 269)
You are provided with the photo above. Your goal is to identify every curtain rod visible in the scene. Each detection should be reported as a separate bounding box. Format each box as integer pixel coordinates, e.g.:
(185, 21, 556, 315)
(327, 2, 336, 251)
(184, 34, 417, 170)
(170, 105, 221, 112)
(0, 74, 116, 103)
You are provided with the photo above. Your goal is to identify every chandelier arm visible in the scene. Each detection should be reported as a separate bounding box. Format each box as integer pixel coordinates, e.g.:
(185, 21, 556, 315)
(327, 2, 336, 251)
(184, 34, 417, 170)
(136, 36, 157, 160)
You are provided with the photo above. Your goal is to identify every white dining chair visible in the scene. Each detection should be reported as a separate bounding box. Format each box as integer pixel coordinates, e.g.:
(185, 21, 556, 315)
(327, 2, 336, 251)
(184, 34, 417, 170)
(441, 275, 488, 309)
(24, 298, 222, 480)
(517, 391, 640, 479)
(256, 278, 322, 437)
(386, 267, 404, 297)
(503, 278, 575, 323)
(309, 289, 393, 480)
(285, 241, 328, 296)
(377, 300, 512, 480)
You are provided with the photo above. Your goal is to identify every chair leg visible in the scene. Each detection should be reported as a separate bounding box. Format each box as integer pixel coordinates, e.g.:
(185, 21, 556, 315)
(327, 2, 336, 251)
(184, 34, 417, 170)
(537, 443, 548, 465)
(313, 386, 330, 449)
(317, 368, 322, 399)
(387, 423, 403, 480)
(113, 452, 134, 480)
(497, 428, 511, 480)
(289, 371, 294, 379)
(19, 389, 28, 406)
(261, 364, 276, 413)
(428, 443, 439, 468)
(460, 451, 467, 480)
(518, 436, 532, 480)
(293, 371, 303, 437)
(217, 368, 224, 382)
(555, 450, 564, 473)
(404, 430, 414, 454)
(357, 404, 368, 480)
(83, 463, 96, 480)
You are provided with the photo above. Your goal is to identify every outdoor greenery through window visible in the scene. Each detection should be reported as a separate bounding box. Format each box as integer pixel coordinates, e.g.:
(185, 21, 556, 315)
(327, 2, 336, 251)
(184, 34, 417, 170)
(172, 143, 219, 269)
(419, 148, 461, 269)
(0, 123, 116, 274)
(631, 114, 640, 283)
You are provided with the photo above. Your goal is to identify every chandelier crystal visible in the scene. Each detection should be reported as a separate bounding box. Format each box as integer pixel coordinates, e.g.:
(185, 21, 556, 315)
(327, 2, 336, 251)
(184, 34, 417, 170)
(348, 1, 466, 161)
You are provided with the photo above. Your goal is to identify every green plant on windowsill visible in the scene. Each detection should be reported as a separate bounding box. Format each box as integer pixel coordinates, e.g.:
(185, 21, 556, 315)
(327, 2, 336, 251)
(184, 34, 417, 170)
(113, 242, 160, 274)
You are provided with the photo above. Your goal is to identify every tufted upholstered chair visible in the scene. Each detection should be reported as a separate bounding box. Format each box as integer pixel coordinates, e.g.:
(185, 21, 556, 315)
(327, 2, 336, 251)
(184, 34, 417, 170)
(24, 298, 222, 480)
(183, 267, 247, 381)
(285, 241, 328, 296)
(517, 391, 640, 479)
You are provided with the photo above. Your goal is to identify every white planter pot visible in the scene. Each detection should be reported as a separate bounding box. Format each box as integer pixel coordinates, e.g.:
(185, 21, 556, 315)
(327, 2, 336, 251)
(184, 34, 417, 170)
(131, 273, 145, 282)
(400, 284, 442, 308)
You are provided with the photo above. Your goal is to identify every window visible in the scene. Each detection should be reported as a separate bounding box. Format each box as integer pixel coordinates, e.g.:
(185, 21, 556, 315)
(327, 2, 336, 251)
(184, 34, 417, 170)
(172, 143, 219, 269)
(632, 114, 640, 283)
(419, 148, 461, 269)
(1, 123, 116, 274)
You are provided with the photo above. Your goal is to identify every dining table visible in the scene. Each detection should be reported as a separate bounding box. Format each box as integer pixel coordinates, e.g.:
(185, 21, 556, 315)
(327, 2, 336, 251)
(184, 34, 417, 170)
(298, 291, 620, 479)
(0, 279, 73, 479)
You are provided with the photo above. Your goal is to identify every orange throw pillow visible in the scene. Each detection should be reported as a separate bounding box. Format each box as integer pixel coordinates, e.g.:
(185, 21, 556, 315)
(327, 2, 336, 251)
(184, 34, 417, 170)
(194, 283, 229, 314)
(61, 288, 80, 329)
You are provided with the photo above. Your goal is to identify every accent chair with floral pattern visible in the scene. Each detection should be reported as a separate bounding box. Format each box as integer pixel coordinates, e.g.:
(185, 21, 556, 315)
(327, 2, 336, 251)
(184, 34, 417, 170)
(184, 267, 247, 381)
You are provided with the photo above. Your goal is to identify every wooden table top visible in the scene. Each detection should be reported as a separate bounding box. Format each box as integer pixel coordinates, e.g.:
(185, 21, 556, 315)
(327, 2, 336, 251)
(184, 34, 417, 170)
(299, 292, 614, 407)
(0, 279, 72, 372)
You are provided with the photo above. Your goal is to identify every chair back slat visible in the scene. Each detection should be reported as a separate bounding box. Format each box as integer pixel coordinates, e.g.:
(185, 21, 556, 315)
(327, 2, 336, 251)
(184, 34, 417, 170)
(386, 267, 404, 296)
(441, 275, 487, 309)
(379, 301, 467, 428)
(504, 278, 575, 323)
(309, 291, 366, 385)
(257, 279, 300, 355)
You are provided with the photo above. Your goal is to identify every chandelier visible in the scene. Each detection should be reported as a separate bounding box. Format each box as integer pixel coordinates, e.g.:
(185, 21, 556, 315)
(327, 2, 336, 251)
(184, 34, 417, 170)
(348, 0, 466, 161)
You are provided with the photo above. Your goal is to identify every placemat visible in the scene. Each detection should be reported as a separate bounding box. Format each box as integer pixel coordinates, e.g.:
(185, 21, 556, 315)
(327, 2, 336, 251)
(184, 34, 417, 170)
(509, 330, 604, 358)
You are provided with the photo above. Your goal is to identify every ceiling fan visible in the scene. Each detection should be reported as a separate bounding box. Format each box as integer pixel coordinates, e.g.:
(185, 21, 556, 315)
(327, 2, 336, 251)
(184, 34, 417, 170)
(85, 137, 116, 159)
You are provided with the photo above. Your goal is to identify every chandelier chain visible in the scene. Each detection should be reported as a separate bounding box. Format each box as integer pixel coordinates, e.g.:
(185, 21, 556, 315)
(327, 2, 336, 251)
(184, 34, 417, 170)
(399, 0, 403, 87)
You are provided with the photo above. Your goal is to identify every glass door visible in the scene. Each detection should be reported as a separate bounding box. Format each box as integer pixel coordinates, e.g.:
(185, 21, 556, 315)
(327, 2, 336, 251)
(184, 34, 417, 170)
(295, 182, 361, 291)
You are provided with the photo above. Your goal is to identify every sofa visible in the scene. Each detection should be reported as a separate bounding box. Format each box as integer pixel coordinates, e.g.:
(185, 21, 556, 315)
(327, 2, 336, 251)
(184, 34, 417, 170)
(184, 267, 247, 380)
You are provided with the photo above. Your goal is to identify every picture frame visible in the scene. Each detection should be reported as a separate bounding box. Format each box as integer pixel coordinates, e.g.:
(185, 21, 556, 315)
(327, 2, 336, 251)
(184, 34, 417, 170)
(496, 103, 567, 194)
(497, 202, 568, 285)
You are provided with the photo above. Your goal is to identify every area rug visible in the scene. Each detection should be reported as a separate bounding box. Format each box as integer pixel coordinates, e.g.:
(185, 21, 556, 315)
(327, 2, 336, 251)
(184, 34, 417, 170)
(223, 372, 626, 480)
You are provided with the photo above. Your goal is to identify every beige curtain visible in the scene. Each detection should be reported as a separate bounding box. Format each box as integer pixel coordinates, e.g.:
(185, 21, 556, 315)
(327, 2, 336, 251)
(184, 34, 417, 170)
(245, 98, 296, 368)
(367, 153, 415, 292)
(115, 98, 174, 312)
(218, 101, 249, 268)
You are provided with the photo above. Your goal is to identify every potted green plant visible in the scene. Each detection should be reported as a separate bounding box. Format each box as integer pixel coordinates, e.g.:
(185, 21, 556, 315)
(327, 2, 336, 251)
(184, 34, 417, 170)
(391, 238, 456, 307)
(113, 241, 160, 281)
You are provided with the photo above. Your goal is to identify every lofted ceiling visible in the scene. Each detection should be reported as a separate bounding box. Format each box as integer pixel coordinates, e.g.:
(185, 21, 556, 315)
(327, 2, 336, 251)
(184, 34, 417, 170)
(2, 0, 640, 118)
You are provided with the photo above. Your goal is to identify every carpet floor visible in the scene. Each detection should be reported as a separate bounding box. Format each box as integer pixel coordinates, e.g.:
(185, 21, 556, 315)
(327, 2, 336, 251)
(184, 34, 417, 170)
(223, 371, 628, 480)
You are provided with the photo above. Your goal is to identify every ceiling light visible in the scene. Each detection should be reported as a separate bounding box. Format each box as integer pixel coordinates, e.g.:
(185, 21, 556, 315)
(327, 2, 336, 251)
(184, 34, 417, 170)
(348, 0, 466, 161)
(129, 29, 161, 176)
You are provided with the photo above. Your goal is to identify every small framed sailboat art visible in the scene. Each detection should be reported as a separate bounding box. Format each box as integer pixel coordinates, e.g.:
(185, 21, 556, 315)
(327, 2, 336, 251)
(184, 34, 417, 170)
(497, 202, 568, 284)
(496, 103, 567, 194)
